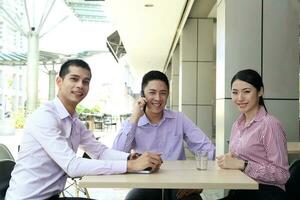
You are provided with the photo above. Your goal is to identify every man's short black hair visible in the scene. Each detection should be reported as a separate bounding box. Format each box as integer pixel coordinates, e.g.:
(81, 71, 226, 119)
(141, 70, 169, 93)
(59, 59, 91, 79)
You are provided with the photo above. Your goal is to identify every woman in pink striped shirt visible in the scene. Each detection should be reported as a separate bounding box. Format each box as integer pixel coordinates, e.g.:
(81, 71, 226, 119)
(216, 69, 289, 200)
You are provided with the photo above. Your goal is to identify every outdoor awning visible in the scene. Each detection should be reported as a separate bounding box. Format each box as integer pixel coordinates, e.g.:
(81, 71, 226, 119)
(0, 50, 106, 66)
(106, 30, 126, 62)
(0, 51, 68, 66)
(64, 0, 107, 22)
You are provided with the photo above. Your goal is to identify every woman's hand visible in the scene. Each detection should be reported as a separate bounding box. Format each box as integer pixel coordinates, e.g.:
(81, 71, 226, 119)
(216, 152, 245, 170)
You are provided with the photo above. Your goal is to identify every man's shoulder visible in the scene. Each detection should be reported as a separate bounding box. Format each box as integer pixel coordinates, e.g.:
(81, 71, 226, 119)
(27, 101, 58, 124)
(35, 101, 57, 115)
(164, 109, 185, 120)
(164, 109, 178, 115)
(166, 108, 187, 115)
(164, 110, 196, 125)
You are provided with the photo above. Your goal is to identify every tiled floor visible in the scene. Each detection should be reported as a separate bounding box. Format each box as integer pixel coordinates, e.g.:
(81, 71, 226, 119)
(202, 190, 224, 200)
(63, 187, 224, 200)
(64, 187, 129, 200)
(1, 128, 224, 200)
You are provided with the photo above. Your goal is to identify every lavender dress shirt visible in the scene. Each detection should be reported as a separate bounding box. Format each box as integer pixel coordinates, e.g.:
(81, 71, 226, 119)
(5, 98, 129, 200)
(113, 109, 215, 160)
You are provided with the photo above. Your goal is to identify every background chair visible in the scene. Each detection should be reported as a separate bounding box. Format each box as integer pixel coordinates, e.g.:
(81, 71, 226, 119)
(0, 144, 15, 200)
(286, 159, 300, 200)
(0, 144, 14, 161)
(103, 114, 117, 131)
(0, 160, 15, 200)
(62, 136, 101, 198)
(62, 177, 90, 198)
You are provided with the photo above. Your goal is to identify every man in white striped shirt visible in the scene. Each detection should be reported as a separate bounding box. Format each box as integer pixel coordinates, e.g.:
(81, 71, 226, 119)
(5, 59, 162, 200)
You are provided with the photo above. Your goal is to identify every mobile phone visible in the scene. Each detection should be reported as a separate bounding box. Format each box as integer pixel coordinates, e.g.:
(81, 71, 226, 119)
(131, 167, 152, 174)
(141, 90, 146, 112)
(138, 167, 152, 174)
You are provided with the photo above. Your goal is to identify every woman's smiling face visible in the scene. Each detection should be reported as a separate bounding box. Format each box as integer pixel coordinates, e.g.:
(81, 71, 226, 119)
(231, 79, 262, 116)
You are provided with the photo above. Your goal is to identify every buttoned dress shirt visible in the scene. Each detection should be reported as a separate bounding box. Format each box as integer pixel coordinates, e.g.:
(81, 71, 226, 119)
(229, 106, 290, 190)
(5, 98, 129, 200)
(113, 109, 215, 160)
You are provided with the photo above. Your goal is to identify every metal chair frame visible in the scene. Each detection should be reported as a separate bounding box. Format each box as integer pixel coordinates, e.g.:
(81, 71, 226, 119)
(62, 177, 90, 198)
(61, 137, 101, 198)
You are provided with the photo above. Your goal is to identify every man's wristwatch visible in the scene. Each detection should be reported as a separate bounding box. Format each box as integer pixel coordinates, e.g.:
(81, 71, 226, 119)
(243, 160, 248, 171)
(127, 153, 141, 160)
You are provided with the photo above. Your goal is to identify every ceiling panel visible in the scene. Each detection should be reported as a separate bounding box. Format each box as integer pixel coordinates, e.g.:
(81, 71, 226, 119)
(107, 0, 188, 77)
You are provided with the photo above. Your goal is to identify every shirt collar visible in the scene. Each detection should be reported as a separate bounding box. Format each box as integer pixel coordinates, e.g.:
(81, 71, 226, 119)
(137, 109, 176, 126)
(237, 106, 267, 126)
(53, 97, 78, 121)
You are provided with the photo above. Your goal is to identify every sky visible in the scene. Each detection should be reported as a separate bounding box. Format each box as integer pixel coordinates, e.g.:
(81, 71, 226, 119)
(21, 0, 136, 115)
(35, 0, 115, 54)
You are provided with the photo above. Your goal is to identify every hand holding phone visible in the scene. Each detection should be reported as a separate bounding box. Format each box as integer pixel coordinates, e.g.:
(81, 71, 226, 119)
(129, 93, 147, 124)
(127, 152, 162, 174)
(143, 102, 146, 113)
(141, 90, 147, 113)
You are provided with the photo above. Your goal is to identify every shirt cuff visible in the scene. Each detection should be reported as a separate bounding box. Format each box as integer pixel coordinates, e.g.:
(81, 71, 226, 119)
(102, 149, 130, 160)
(110, 160, 128, 173)
(244, 160, 251, 175)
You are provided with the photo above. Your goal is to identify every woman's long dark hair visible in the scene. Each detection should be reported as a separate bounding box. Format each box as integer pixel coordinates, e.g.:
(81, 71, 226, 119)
(231, 69, 267, 112)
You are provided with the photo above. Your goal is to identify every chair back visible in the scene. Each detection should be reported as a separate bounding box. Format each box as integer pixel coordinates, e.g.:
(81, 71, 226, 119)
(0, 144, 14, 161)
(286, 159, 300, 200)
(0, 159, 15, 200)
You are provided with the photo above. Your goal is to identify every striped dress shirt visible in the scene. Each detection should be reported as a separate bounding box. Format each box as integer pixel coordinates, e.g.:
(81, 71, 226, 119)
(229, 106, 290, 190)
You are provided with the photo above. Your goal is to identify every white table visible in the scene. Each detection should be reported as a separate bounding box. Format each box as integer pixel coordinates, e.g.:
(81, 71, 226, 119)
(79, 160, 258, 190)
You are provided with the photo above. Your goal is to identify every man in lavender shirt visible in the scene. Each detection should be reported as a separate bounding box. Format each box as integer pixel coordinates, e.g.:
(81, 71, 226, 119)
(113, 70, 215, 200)
(5, 59, 162, 200)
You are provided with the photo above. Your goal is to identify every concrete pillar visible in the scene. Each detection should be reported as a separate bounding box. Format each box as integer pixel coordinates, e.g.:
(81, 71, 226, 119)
(180, 18, 216, 140)
(48, 68, 57, 100)
(165, 62, 172, 109)
(216, 0, 299, 156)
(26, 28, 39, 114)
(170, 44, 180, 111)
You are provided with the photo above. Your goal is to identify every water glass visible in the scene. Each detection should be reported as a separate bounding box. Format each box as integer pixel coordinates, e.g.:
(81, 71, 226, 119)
(195, 151, 208, 170)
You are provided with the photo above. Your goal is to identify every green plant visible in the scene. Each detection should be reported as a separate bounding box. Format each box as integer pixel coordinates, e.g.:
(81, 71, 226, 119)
(76, 104, 87, 113)
(90, 105, 101, 114)
(76, 104, 101, 114)
(7, 79, 13, 88)
(13, 110, 26, 129)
